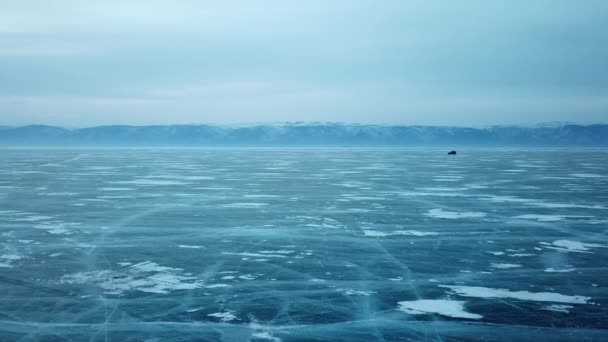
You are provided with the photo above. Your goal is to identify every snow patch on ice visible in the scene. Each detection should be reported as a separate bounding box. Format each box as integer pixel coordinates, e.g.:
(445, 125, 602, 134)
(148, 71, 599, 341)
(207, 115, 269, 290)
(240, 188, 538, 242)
(243, 194, 280, 198)
(0, 253, 21, 268)
(222, 203, 269, 208)
(418, 187, 468, 192)
(14, 215, 54, 222)
(205, 284, 232, 288)
(222, 252, 287, 258)
(542, 240, 608, 253)
(439, 285, 590, 304)
(60, 261, 203, 295)
(425, 209, 486, 219)
(109, 179, 187, 186)
(398, 299, 482, 320)
(208, 311, 237, 322)
(363, 229, 438, 237)
(545, 268, 575, 273)
(515, 214, 565, 222)
(543, 304, 574, 313)
(339, 289, 377, 296)
(570, 173, 604, 178)
(99, 187, 135, 191)
(490, 263, 522, 269)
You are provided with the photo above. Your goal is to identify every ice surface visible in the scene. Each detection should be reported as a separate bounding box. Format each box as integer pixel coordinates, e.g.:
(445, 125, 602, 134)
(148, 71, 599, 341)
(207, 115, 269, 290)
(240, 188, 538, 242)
(0, 149, 607, 341)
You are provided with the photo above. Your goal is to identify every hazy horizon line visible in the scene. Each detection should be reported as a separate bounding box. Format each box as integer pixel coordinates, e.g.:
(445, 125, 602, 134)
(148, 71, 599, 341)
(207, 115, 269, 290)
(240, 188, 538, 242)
(3, 120, 607, 130)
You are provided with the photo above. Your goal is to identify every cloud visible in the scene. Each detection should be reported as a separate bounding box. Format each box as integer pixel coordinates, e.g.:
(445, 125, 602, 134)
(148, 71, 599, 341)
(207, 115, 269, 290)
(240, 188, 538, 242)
(0, 1, 607, 125)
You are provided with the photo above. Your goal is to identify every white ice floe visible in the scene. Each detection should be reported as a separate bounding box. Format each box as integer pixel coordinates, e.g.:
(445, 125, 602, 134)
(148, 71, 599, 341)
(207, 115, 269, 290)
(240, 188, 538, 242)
(60, 261, 203, 295)
(425, 209, 486, 219)
(439, 285, 590, 304)
(541, 240, 608, 253)
(398, 299, 482, 320)
(490, 263, 522, 269)
(208, 311, 237, 322)
(363, 229, 438, 237)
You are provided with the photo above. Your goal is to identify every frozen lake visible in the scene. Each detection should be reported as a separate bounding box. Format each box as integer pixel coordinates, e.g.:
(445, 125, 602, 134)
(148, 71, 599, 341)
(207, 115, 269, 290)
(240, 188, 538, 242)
(0, 149, 607, 341)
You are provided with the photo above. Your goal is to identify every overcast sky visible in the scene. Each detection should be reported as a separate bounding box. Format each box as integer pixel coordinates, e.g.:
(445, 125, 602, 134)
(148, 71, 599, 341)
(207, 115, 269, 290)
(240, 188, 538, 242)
(1, 0, 607, 127)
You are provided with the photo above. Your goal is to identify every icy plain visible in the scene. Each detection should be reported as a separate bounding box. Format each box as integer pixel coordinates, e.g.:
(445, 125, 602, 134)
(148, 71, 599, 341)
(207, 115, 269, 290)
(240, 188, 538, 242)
(0, 149, 607, 341)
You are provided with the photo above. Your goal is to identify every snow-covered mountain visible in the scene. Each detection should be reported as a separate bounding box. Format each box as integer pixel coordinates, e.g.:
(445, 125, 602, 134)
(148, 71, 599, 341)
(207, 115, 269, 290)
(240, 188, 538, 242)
(1, 123, 607, 146)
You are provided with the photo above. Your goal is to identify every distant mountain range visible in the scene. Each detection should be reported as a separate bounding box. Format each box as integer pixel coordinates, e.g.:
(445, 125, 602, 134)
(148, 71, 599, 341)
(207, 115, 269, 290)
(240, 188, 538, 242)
(0, 123, 607, 147)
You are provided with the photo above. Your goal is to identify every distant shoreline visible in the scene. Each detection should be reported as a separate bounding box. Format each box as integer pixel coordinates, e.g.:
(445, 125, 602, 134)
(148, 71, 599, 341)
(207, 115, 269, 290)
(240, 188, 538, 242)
(1, 123, 607, 147)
